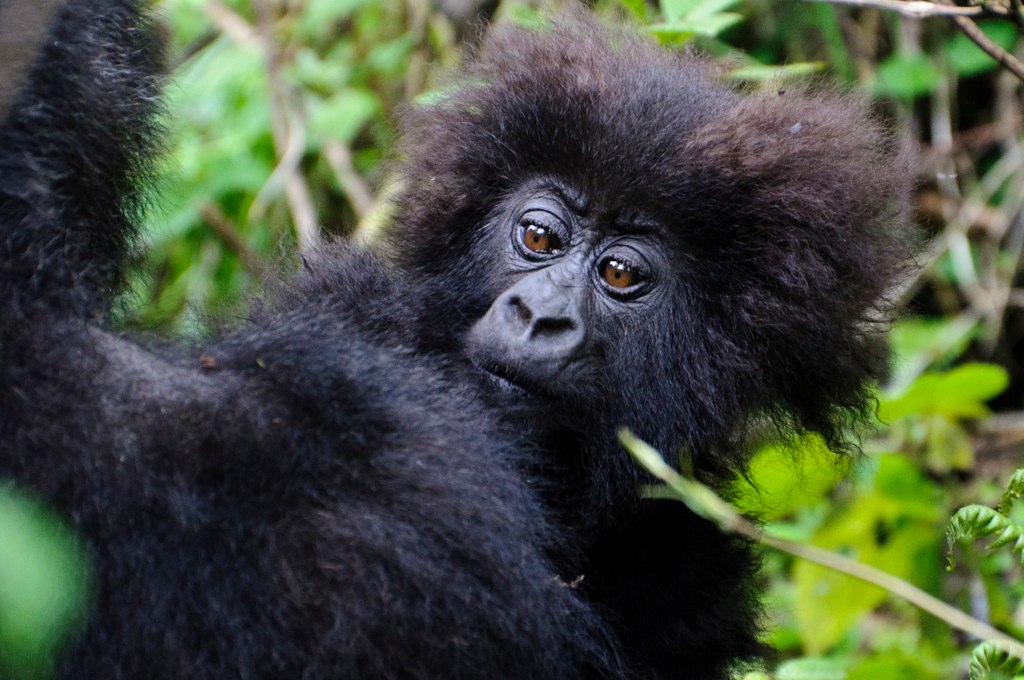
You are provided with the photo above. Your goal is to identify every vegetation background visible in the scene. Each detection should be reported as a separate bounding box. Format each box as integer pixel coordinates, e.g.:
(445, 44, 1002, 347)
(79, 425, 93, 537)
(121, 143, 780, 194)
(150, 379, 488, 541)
(2, 0, 1024, 678)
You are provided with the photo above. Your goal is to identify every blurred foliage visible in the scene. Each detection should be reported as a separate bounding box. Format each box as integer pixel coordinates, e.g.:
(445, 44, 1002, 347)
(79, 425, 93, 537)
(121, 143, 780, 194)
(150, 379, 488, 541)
(0, 487, 92, 680)
(44, 0, 1015, 677)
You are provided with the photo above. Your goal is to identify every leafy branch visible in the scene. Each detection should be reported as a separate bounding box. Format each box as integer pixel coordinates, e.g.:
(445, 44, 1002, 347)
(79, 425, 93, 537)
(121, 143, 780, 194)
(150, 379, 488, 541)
(808, 0, 1024, 83)
(619, 429, 1024, 659)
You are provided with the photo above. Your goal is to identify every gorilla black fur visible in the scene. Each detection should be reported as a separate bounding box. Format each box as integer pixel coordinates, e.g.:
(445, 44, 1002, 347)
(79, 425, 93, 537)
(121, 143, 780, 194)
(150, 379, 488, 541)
(389, 19, 911, 676)
(0, 2, 912, 679)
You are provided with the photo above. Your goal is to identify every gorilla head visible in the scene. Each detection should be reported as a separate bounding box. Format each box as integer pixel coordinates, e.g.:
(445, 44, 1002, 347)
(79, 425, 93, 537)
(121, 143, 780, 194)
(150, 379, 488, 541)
(388, 14, 909, 511)
(375, 20, 912, 674)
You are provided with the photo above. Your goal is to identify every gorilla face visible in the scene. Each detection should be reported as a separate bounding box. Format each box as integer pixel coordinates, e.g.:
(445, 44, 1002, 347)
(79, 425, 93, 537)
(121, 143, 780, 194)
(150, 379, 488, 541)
(392, 10, 909, 476)
(466, 178, 673, 403)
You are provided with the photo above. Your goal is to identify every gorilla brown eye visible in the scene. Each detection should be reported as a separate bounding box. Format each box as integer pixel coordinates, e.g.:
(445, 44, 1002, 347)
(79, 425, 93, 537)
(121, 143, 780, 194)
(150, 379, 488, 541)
(601, 258, 643, 290)
(523, 224, 555, 252)
(518, 222, 563, 255)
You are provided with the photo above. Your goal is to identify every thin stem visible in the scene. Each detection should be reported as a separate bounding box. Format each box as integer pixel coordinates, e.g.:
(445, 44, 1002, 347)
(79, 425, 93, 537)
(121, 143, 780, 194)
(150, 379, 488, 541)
(807, 0, 986, 18)
(621, 429, 1024, 658)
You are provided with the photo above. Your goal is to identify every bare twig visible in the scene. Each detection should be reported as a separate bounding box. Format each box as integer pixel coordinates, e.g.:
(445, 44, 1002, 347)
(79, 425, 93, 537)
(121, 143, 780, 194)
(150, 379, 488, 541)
(809, 0, 1024, 85)
(252, 0, 320, 251)
(323, 140, 374, 220)
(203, 0, 320, 250)
(201, 0, 260, 47)
(979, 411, 1024, 444)
(248, 107, 307, 222)
(351, 175, 402, 245)
(199, 203, 270, 280)
(404, 0, 431, 99)
(808, 0, 987, 18)
(282, 175, 320, 250)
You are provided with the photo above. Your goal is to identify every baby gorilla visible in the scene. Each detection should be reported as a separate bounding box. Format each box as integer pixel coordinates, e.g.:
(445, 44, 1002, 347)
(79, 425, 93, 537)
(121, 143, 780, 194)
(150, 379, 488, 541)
(0, 1, 911, 679)
(387, 17, 911, 675)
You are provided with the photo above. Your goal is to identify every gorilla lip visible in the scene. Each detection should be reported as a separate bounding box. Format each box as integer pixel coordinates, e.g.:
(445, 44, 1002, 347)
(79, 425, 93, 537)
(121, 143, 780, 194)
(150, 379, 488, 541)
(471, 360, 536, 397)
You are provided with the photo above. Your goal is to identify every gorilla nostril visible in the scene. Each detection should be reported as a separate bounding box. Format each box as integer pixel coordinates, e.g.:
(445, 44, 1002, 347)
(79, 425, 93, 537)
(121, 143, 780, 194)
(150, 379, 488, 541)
(530, 316, 577, 340)
(506, 295, 533, 327)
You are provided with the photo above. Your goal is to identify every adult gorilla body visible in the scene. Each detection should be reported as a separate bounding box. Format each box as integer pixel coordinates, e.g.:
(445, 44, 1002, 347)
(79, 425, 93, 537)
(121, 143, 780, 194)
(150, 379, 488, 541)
(0, 1, 910, 678)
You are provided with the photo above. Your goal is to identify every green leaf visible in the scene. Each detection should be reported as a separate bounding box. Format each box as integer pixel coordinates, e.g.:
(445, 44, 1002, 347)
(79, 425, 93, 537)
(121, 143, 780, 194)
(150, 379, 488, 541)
(660, 0, 702, 22)
(848, 651, 943, 680)
(947, 21, 1020, 78)
(730, 434, 843, 521)
(648, 12, 742, 40)
(774, 657, 849, 680)
(872, 454, 943, 519)
(618, 0, 649, 19)
(922, 416, 974, 473)
(508, 5, 551, 30)
(0, 487, 92, 680)
(726, 61, 824, 82)
(646, 23, 697, 43)
(793, 455, 941, 653)
(292, 47, 354, 92)
(874, 53, 942, 100)
(160, 0, 213, 52)
(879, 363, 1009, 421)
(888, 315, 980, 382)
(296, 0, 373, 39)
(653, 0, 743, 40)
(686, 0, 741, 20)
(308, 89, 379, 144)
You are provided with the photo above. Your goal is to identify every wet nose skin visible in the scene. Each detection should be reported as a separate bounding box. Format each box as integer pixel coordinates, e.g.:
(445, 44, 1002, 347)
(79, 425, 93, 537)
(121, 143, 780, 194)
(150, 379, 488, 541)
(469, 269, 588, 384)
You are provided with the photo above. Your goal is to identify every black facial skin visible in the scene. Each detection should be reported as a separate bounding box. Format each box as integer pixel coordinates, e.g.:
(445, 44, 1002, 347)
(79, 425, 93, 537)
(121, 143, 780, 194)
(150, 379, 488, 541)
(467, 182, 669, 398)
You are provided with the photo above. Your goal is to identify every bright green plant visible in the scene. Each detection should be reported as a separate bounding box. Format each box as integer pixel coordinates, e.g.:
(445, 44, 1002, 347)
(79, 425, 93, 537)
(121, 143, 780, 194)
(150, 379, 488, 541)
(0, 487, 92, 680)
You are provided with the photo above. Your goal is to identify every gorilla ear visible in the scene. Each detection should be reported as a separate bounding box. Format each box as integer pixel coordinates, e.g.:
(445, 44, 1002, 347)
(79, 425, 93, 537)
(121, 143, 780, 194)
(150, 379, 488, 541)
(683, 90, 915, 452)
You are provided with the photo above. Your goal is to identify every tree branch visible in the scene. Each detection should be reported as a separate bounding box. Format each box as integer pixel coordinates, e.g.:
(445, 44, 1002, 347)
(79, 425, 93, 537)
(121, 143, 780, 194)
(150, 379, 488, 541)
(199, 203, 270, 280)
(808, 0, 987, 18)
(951, 14, 1024, 83)
(324, 140, 374, 220)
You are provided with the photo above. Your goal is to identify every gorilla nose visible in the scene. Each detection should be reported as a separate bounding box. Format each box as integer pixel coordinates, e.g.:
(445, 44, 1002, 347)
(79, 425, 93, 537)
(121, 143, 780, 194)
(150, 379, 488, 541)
(505, 294, 583, 346)
(500, 289, 586, 359)
(468, 278, 589, 386)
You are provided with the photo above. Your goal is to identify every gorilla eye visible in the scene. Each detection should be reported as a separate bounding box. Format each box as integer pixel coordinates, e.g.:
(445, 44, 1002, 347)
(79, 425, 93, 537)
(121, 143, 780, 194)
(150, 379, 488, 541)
(600, 257, 644, 292)
(522, 223, 560, 253)
(514, 213, 566, 258)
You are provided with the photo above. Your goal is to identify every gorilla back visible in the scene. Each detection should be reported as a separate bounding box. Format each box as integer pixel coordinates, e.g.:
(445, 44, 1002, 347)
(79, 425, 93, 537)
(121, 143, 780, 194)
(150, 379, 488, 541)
(0, 2, 912, 679)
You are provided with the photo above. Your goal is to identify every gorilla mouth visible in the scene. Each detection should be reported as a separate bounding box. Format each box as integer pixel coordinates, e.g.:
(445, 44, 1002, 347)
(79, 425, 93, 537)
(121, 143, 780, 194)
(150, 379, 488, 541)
(472, 361, 537, 397)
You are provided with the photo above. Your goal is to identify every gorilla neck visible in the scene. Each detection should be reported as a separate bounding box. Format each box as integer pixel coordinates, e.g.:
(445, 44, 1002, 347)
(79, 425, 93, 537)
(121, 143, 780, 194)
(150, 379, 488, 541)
(480, 386, 647, 540)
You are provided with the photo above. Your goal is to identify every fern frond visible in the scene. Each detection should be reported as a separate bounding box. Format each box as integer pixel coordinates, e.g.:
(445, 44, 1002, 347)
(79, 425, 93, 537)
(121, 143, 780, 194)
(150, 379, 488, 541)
(946, 505, 1024, 570)
(998, 469, 1024, 514)
(969, 640, 1024, 680)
